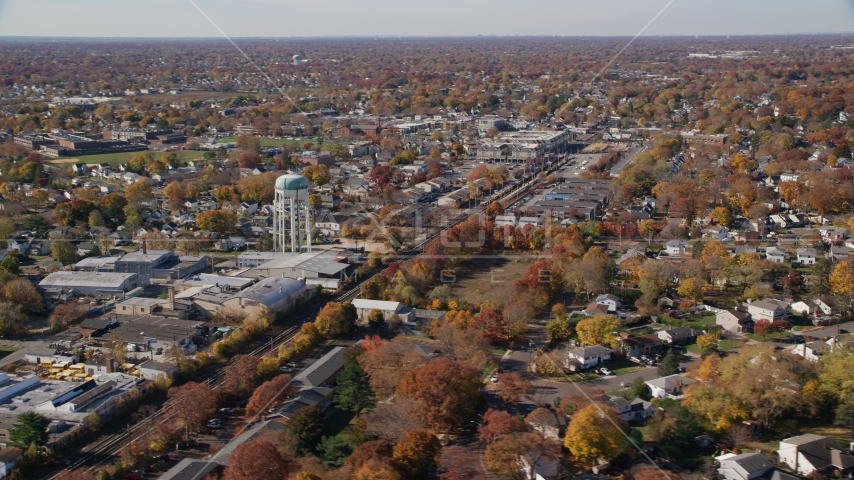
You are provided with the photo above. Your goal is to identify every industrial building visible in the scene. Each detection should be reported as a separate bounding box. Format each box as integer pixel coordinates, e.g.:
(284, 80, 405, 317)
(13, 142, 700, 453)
(250, 251, 350, 280)
(114, 249, 209, 279)
(39, 271, 149, 297)
(180, 276, 316, 319)
(0, 372, 144, 448)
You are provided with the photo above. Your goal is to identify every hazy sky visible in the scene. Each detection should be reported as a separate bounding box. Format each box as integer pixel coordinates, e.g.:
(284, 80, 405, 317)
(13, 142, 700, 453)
(0, 0, 852, 38)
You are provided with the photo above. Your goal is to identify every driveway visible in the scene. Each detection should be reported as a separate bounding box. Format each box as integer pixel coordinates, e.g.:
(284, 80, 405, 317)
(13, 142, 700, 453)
(609, 146, 645, 176)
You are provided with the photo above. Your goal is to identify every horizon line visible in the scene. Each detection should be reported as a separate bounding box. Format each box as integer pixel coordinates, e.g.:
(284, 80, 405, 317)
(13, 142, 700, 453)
(1, 32, 854, 41)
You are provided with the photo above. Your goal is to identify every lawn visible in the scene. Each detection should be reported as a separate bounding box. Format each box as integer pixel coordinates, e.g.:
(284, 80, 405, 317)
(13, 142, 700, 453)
(686, 313, 717, 330)
(0, 346, 17, 361)
(446, 256, 535, 306)
(746, 331, 792, 342)
(685, 338, 739, 354)
(325, 408, 357, 438)
(47, 150, 202, 165)
(607, 358, 644, 376)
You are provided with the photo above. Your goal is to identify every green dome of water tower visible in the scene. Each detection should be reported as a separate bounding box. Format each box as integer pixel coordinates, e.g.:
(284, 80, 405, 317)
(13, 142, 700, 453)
(275, 174, 308, 192)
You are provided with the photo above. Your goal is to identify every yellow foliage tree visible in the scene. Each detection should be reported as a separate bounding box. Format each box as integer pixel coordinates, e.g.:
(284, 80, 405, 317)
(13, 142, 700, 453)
(696, 333, 717, 353)
(575, 314, 620, 348)
(677, 277, 706, 304)
(564, 403, 626, 465)
(829, 259, 854, 297)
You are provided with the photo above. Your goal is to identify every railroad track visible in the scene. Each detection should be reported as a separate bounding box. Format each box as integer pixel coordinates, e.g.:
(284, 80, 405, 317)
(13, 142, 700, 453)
(41, 162, 562, 479)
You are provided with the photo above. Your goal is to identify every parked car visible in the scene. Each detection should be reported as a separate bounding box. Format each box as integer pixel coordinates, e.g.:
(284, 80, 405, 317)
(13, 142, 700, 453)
(219, 407, 234, 415)
(176, 440, 196, 450)
(490, 374, 499, 383)
(280, 366, 293, 373)
(599, 368, 613, 376)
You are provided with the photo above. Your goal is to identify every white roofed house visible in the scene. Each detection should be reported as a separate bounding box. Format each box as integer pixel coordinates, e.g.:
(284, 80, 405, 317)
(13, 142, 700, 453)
(665, 240, 687, 255)
(717, 452, 799, 480)
(645, 374, 695, 400)
(351, 299, 415, 325)
(595, 294, 622, 313)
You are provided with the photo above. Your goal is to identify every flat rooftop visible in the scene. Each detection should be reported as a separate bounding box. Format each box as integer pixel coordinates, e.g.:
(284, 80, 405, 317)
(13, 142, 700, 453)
(39, 271, 138, 288)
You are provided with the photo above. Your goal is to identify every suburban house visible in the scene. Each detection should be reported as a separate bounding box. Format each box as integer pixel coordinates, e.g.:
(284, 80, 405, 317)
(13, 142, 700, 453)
(656, 327, 701, 344)
(565, 346, 612, 371)
(594, 294, 622, 313)
(746, 298, 791, 323)
(665, 240, 688, 255)
(716, 308, 754, 334)
(778, 434, 854, 476)
(603, 396, 659, 422)
(796, 248, 817, 265)
(765, 247, 788, 264)
(617, 334, 662, 359)
(716, 452, 798, 480)
(645, 374, 695, 399)
(237, 200, 259, 216)
(791, 341, 832, 362)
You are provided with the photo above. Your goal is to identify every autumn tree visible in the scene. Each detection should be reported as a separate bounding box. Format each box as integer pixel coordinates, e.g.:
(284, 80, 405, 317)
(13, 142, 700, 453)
(830, 259, 854, 297)
(50, 234, 77, 263)
(167, 382, 217, 439)
(564, 403, 626, 465)
(246, 374, 292, 417)
(496, 372, 533, 403)
(696, 333, 718, 353)
(484, 432, 559, 477)
(392, 430, 441, 479)
(358, 337, 424, 398)
(3, 278, 42, 312)
(677, 277, 706, 305)
(478, 408, 526, 444)
(303, 164, 331, 186)
(628, 464, 680, 480)
(315, 301, 357, 337)
(346, 440, 394, 470)
(575, 314, 620, 348)
(196, 209, 237, 235)
(222, 355, 261, 398)
(226, 439, 291, 480)
(125, 179, 153, 203)
(397, 356, 482, 432)
(638, 219, 659, 245)
(238, 152, 262, 168)
(236, 135, 262, 153)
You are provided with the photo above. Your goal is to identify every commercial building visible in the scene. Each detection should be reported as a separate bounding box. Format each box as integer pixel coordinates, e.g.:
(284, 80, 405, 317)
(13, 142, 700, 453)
(250, 251, 350, 280)
(39, 271, 149, 297)
(114, 249, 209, 279)
(93, 315, 208, 355)
(183, 276, 315, 319)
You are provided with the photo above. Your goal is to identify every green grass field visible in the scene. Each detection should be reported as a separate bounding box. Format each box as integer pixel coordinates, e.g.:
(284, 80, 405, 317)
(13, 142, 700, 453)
(0, 346, 18, 361)
(218, 136, 306, 148)
(47, 150, 203, 166)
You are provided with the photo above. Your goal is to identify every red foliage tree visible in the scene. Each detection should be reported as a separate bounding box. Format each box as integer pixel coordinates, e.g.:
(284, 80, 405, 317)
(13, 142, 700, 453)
(478, 408, 526, 443)
(225, 439, 291, 480)
(346, 439, 394, 469)
(222, 355, 260, 398)
(753, 319, 772, 338)
(246, 374, 292, 417)
(167, 381, 217, 438)
(238, 152, 261, 168)
(397, 356, 482, 432)
(496, 373, 534, 403)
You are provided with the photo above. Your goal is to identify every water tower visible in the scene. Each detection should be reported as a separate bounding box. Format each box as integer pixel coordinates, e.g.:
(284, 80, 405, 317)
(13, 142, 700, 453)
(273, 174, 312, 253)
(292, 54, 302, 66)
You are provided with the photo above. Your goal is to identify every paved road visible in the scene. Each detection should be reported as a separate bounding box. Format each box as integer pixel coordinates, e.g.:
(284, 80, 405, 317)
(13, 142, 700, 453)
(799, 321, 854, 339)
(498, 345, 696, 409)
(609, 146, 645, 176)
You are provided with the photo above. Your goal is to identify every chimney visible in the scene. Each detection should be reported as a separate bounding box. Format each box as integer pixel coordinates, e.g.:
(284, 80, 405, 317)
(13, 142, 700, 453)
(106, 358, 115, 373)
(142, 239, 147, 255)
(168, 286, 175, 310)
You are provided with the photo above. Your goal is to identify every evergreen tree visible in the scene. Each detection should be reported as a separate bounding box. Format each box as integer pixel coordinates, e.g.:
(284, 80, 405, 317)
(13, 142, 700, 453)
(627, 376, 651, 401)
(287, 407, 325, 456)
(9, 412, 50, 447)
(658, 349, 679, 377)
(334, 361, 375, 413)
